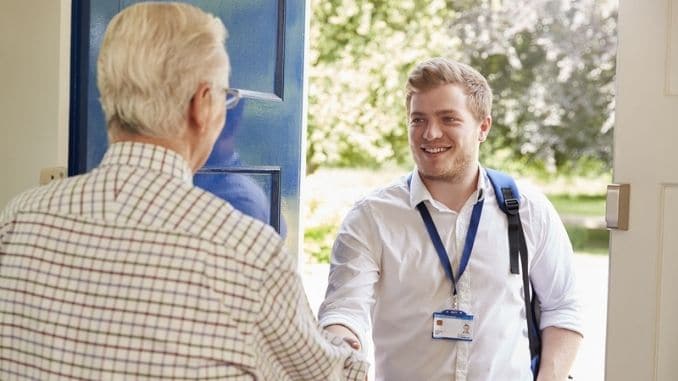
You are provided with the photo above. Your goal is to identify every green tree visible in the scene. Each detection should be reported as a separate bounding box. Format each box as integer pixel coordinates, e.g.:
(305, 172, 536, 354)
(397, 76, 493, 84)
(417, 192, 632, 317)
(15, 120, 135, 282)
(451, 0, 617, 175)
(307, 0, 617, 176)
(307, 0, 457, 173)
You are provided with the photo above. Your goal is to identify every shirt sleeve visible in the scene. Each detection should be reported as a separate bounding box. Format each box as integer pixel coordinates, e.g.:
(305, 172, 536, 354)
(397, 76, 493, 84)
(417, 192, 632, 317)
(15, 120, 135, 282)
(0, 200, 17, 268)
(257, 242, 369, 381)
(318, 201, 381, 355)
(0, 219, 6, 268)
(528, 193, 584, 336)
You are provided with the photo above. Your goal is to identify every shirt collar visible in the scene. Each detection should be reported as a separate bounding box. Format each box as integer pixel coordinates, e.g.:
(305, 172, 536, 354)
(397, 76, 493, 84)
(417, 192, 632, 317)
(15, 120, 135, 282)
(408, 165, 487, 211)
(100, 142, 194, 185)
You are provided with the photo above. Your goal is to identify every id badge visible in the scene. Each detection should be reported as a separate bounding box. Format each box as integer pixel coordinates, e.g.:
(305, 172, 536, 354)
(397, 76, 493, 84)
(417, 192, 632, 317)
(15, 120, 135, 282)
(432, 309, 474, 341)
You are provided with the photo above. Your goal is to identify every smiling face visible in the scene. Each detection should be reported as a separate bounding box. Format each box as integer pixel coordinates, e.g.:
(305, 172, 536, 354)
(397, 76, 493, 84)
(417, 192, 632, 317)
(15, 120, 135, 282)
(408, 83, 491, 183)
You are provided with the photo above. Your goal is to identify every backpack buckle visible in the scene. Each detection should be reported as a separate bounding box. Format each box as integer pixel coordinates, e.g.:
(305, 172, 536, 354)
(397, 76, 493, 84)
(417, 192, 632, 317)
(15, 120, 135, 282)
(505, 198, 519, 215)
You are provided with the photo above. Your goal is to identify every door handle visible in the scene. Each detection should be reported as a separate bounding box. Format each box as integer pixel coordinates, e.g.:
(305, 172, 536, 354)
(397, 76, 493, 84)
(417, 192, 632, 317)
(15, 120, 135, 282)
(605, 184, 630, 230)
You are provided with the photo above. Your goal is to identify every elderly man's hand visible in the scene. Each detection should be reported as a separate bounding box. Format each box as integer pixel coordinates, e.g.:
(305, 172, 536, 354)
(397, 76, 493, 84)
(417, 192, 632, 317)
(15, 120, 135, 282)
(325, 324, 362, 351)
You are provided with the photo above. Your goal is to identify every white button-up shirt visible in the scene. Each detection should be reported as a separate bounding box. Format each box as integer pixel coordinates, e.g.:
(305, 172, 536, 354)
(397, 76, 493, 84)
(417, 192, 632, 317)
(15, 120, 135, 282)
(319, 167, 582, 381)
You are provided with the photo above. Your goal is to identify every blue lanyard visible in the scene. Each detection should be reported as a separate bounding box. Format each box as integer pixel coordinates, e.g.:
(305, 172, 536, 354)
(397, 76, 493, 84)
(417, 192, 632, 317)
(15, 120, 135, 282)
(416, 200, 484, 296)
(409, 175, 484, 296)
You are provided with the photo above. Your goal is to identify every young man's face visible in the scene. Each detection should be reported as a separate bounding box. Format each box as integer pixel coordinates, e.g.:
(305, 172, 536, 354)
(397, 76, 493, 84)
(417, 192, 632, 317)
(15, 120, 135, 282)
(408, 83, 491, 183)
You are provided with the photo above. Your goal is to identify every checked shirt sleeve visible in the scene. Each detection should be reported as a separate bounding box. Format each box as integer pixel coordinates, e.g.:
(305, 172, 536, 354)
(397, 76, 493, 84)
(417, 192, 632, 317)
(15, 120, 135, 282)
(0, 203, 16, 268)
(258, 245, 368, 381)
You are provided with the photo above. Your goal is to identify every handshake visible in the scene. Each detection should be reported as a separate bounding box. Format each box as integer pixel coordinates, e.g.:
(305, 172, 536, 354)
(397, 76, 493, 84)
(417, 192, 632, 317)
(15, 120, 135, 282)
(325, 324, 362, 351)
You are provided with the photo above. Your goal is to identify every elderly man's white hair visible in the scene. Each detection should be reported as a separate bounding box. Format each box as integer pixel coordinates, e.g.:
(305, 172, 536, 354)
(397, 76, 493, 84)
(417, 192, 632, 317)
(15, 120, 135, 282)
(97, 2, 230, 139)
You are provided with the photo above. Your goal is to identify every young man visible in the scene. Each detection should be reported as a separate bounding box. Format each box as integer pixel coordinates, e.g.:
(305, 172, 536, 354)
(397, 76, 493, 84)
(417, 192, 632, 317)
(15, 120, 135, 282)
(0, 3, 366, 380)
(319, 57, 582, 381)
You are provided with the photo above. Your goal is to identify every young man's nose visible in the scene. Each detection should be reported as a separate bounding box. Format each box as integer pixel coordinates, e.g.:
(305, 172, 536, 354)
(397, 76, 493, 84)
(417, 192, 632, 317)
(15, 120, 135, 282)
(423, 121, 443, 140)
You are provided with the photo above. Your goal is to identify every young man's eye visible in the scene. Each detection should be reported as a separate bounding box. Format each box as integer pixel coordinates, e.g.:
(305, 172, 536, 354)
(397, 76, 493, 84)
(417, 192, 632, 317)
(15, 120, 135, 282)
(410, 118, 425, 126)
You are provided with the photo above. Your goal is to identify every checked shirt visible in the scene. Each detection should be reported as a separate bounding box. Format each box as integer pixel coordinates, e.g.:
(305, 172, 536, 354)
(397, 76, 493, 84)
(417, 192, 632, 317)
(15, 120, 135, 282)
(0, 142, 367, 380)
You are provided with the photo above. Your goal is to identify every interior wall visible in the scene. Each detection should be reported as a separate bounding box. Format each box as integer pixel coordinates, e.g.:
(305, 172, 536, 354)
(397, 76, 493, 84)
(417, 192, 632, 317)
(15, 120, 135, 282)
(0, 0, 70, 208)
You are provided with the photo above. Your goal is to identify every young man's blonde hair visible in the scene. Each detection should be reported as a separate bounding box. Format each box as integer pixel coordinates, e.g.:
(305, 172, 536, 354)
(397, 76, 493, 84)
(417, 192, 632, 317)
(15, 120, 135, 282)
(97, 2, 230, 138)
(405, 57, 493, 121)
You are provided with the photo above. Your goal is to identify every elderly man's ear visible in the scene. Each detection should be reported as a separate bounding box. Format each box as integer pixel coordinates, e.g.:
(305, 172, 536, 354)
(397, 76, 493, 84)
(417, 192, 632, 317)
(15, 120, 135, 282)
(188, 83, 215, 135)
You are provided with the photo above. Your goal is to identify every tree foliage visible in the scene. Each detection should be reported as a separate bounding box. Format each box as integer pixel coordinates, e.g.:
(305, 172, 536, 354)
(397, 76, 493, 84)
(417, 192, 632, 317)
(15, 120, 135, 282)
(307, 0, 617, 176)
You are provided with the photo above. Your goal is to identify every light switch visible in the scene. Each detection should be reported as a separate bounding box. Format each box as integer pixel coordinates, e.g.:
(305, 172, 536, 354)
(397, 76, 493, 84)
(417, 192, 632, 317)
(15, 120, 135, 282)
(39, 166, 67, 185)
(606, 184, 630, 230)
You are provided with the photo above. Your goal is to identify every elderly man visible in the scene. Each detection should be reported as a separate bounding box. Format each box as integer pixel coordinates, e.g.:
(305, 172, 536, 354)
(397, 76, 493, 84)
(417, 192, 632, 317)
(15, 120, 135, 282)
(0, 3, 366, 380)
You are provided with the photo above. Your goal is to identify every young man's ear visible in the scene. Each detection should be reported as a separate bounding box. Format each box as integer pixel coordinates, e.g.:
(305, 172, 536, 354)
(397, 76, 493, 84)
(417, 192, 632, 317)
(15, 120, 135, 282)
(188, 83, 213, 134)
(479, 116, 492, 142)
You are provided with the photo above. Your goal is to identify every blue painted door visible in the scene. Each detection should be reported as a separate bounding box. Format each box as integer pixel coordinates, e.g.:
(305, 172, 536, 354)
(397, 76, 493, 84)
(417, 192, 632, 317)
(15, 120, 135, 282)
(69, 0, 307, 255)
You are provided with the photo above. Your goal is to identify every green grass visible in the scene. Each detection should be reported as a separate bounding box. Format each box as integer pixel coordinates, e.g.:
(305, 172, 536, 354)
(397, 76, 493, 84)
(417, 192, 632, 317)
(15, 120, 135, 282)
(548, 194, 605, 217)
(548, 193, 608, 254)
(565, 226, 609, 255)
(304, 224, 338, 263)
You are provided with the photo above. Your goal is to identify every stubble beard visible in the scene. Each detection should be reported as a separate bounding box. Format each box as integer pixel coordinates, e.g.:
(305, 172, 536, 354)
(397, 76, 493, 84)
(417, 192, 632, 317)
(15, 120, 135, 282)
(419, 152, 475, 184)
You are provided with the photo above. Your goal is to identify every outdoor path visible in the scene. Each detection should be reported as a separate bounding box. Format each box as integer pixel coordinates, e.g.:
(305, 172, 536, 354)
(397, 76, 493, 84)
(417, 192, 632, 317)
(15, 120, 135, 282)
(301, 253, 609, 380)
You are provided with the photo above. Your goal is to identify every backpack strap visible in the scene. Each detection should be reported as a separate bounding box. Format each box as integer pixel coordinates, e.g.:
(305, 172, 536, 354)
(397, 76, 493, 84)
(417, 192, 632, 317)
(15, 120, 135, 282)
(485, 168, 521, 275)
(485, 168, 542, 377)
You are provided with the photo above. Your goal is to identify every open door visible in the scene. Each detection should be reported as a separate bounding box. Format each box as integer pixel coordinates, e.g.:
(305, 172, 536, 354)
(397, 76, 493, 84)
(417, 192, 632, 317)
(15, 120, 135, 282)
(69, 0, 307, 254)
(606, 0, 678, 379)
